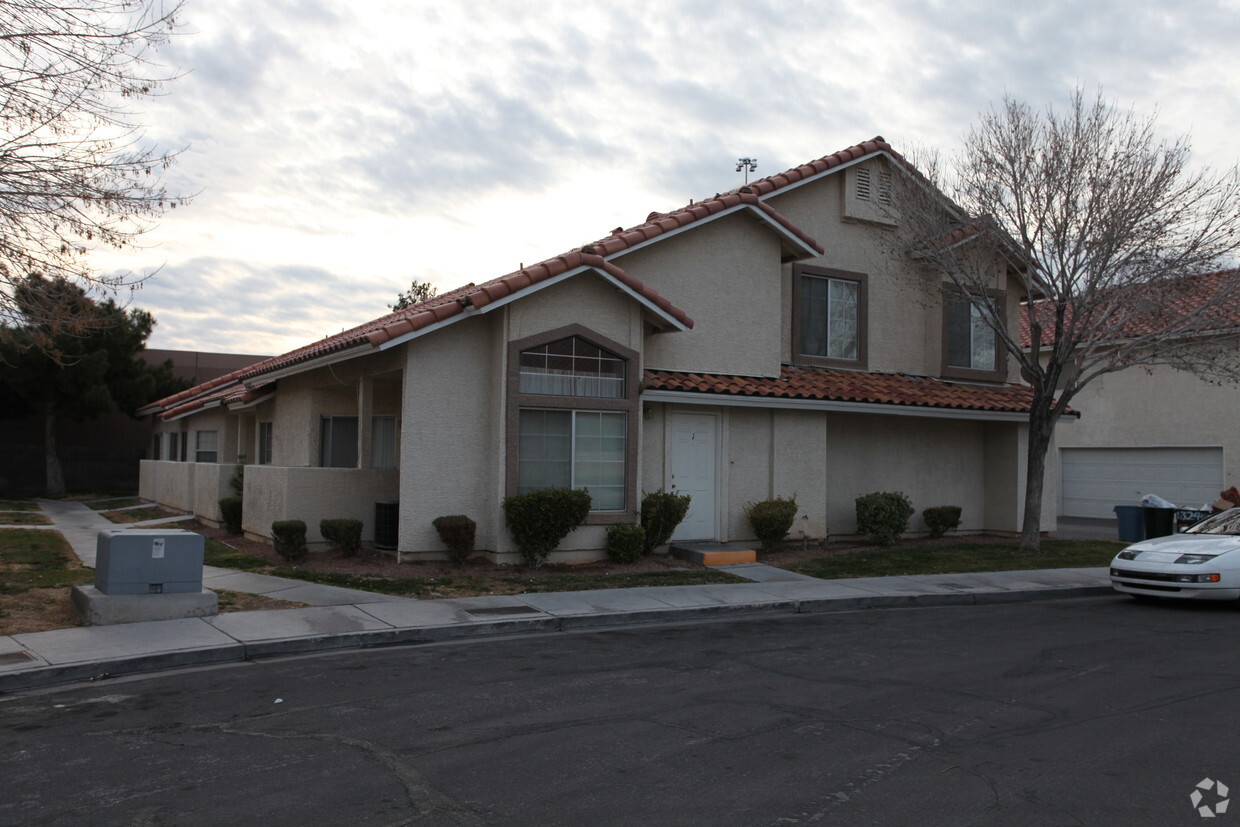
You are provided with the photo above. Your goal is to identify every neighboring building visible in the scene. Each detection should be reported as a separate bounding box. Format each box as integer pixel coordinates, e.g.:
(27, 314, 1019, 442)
(1024, 271, 1240, 518)
(139, 138, 1060, 562)
(0, 349, 268, 496)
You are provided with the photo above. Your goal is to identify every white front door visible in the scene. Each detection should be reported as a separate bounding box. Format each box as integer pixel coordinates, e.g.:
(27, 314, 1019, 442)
(669, 412, 718, 541)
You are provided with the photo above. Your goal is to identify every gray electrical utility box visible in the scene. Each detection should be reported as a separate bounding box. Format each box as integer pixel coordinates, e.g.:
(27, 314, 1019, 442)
(95, 529, 205, 595)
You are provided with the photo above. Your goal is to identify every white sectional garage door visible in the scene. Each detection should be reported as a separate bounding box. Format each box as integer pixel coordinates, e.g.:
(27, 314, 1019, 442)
(1060, 447, 1224, 518)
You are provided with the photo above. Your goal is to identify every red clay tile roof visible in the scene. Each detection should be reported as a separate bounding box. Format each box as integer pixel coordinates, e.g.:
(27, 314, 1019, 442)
(144, 138, 895, 417)
(1021, 270, 1240, 348)
(644, 365, 1042, 415)
(580, 190, 822, 259)
(741, 138, 895, 198)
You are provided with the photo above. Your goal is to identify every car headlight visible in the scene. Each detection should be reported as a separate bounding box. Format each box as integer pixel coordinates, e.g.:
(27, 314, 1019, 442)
(1175, 554, 1218, 565)
(1117, 550, 1140, 560)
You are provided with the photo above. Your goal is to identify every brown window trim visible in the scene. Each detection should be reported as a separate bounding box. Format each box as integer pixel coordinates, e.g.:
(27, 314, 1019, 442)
(940, 285, 1006, 383)
(790, 264, 869, 369)
(505, 323, 640, 524)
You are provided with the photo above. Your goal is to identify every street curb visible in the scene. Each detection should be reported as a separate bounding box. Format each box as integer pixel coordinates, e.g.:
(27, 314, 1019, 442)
(0, 585, 1116, 694)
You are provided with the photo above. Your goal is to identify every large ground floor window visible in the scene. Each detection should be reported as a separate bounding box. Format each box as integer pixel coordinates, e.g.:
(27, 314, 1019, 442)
(518, 409, 626, 510)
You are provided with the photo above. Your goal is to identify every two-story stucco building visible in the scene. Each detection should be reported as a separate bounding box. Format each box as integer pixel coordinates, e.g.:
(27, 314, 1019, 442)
(139, 137, 1057, 563)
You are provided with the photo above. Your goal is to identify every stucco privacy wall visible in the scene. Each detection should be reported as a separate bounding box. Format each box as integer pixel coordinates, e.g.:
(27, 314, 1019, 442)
(619, 212, 783, 377)
(138, 459, 229, 523)
(242, 465, 399, 545)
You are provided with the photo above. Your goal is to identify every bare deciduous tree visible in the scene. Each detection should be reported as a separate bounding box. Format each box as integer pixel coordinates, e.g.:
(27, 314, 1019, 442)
(892, 89, 1240, 553)
(0, 0, 187, 346)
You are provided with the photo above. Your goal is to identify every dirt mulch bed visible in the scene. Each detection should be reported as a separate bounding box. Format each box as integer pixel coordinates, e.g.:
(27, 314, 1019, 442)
(192, 520, 716, 580)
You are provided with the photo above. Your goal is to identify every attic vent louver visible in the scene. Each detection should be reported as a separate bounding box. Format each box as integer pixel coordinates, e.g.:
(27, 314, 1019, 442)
(856, 166, 872, 200)
(878, 169, 893, 204)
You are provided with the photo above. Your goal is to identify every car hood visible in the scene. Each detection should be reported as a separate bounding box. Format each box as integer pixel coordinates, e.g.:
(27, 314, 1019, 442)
(1123, 534, 1240, 557)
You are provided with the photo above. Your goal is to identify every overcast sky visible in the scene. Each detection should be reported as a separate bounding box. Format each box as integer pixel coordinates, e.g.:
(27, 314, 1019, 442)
(101, 0, 1240, 356)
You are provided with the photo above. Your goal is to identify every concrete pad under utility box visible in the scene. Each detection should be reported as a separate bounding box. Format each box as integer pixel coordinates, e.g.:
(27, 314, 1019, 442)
(72, 585, 218, 626)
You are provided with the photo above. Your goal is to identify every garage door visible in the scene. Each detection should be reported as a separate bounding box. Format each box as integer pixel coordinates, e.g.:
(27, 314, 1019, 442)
(1060, 447, 1224, 518)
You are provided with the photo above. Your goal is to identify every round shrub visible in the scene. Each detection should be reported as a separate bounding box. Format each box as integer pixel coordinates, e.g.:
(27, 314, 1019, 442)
(272, 519, 307, 562)
(320, 518, 362, 557)
(433, 514, 477, 567)
(502, 488, 592, 568)
(640, 489, 691, 555)
(855, 491, 914, 546)
(606, 523, 646, 564)
(745, 495, 798, 553)
(218, 496, 243, 535)
(922, 505, 962, 539)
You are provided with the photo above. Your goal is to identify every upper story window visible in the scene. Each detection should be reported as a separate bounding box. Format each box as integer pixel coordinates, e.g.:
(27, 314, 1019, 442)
(942, 290, 1004, 381)
(320, 416, 358, 468)
(518, 336, 625, 398)
(791, 264, 868, 369)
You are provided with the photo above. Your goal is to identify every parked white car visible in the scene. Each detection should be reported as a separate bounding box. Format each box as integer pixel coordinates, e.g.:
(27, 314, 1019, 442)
(1111, 509, 1240, 601)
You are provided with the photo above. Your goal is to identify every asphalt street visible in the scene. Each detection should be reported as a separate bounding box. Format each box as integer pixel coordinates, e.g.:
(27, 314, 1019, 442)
(3, 595, 1238, 826)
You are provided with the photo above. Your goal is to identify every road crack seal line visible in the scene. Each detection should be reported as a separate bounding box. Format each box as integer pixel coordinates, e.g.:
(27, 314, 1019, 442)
(93, 718, 483, 825)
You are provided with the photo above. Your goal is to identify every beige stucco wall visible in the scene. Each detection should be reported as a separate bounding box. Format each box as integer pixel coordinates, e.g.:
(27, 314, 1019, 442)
(397, 313, 504, 558)
(138, 459, 229, 522)
(616, 212, 784, 378)
(766, 164, 1020, 383)
(642, 401, 1022, 543)
(242, 464, 399, 545)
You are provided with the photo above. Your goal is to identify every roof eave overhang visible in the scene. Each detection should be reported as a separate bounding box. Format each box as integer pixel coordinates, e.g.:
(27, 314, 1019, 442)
(375, 264, 689, 353)
(242, 342, 375, 386)
(606, 202, 821, 264)
(640, 388, 1066, 423)
(757, 151, 887, 201)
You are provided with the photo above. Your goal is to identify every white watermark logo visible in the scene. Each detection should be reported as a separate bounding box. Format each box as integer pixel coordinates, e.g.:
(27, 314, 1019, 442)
(1191, 778, 1230, 818)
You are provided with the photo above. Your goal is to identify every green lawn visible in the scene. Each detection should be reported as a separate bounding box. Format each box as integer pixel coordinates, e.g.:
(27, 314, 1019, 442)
(784, 539, 1124, 580)
(203, 538, 744, 598)
(0, 511, 51, 526)
(0, 529, 93, 594)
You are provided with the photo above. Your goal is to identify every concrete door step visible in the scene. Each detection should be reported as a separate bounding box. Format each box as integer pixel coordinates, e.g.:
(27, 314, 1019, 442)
(670, 542, 758, 566)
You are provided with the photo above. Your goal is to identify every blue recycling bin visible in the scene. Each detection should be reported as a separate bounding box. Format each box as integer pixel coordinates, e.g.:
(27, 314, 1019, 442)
(1114, 505, 1146, 543)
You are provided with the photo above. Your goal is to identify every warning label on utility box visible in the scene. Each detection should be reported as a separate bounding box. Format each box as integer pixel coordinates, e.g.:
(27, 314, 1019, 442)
(152, 538, 165, 559)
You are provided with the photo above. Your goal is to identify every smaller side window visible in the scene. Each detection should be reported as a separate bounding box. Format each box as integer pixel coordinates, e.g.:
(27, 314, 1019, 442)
(258, 422, 273, 465)
(151, 433, 162, 461)
(372, 416, 397, 469)
(196, 430, 219, 463)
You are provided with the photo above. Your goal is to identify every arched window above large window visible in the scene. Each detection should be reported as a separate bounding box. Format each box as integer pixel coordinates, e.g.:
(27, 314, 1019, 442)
(518, 336, 625, 399)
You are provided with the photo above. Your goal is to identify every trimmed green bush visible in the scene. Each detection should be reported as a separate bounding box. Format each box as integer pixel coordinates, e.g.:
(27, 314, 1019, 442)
(745, 495, 799, 553)
(606, 523, 646, 564)
(502, 487, 592, 568)
(856, 491, 914, 546)
(922, 505, 962, 539)
(219, 496, 243, 535)
(229, 455, 246, 498)
(272, 519, 307, 562)
(640, 489, 692, 555)
(432, 514, 477, 567)
(320, 518, 363, 557)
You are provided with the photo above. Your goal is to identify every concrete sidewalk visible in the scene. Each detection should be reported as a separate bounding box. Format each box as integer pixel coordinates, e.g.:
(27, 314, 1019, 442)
(0, 501, 1116, 693)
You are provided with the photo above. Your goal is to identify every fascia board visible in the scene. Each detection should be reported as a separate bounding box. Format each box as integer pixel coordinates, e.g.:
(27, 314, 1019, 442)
(606, 203, 821, 263)
(376, 266, 688, 353)
(640, 388, 1069, 422)
(226, 392, 276, 411)
(242, 343, 374, 385)
(162, 398, 222, 423)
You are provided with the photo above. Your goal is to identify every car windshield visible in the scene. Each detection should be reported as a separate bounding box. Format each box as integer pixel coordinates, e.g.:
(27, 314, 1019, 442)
(1183, 509, 1240, 536)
